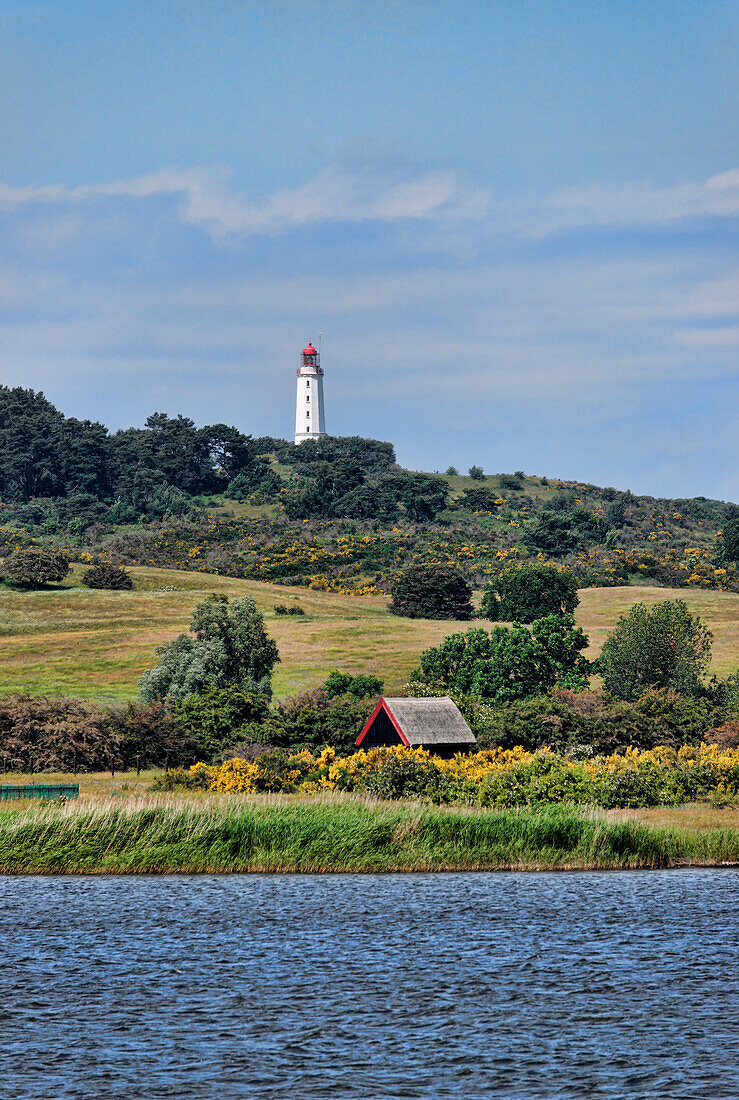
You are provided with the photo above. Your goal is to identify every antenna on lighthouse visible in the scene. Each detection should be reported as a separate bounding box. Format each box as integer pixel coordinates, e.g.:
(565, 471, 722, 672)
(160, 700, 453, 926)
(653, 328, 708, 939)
(318, 330, 323, 358)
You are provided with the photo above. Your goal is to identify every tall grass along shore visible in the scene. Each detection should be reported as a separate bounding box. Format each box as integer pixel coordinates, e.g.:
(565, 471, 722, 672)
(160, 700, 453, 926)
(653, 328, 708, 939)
(0, 794, 737, 874)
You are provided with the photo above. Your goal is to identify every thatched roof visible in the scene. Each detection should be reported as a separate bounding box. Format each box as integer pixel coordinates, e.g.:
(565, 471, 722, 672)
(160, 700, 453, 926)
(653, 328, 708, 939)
(382, 697, 476, 746)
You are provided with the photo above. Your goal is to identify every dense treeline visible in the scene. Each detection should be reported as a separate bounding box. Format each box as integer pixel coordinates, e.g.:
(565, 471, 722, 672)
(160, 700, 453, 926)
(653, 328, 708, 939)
(0, 386, 279, 515)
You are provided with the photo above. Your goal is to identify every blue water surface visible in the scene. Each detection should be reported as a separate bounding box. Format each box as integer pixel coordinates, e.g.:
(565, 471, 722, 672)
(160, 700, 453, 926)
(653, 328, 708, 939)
(0, 870, 737, 1099)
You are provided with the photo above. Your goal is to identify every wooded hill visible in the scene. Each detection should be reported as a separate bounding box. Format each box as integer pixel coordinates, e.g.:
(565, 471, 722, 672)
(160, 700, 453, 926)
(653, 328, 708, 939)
(1, 384, 737, 594)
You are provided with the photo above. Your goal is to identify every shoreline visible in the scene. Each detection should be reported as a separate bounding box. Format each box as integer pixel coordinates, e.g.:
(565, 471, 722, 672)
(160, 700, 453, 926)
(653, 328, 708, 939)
(2, 862, 738, 876)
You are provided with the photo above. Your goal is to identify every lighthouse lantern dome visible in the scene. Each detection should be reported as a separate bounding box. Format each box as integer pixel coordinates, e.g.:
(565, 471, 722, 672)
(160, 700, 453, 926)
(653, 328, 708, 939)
(301, 342, 318, 366)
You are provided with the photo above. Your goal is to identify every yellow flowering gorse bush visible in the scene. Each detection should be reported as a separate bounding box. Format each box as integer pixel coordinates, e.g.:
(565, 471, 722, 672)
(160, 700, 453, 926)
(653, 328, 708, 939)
(183, 742, 739, 808)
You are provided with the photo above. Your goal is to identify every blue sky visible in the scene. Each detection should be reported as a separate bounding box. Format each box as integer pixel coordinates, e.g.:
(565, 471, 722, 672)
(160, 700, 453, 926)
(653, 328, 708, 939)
(0, 0, 737, 498)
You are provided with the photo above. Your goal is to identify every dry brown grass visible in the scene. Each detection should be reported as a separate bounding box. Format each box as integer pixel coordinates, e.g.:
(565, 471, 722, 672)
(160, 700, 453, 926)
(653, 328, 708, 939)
(2, 770, 738, 833)
(1, 565, 737, 701)
(608, 802, 739, 831)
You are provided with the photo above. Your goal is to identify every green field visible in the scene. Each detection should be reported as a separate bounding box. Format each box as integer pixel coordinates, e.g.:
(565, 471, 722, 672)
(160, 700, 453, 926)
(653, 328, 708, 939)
(1, 564, 738, 701)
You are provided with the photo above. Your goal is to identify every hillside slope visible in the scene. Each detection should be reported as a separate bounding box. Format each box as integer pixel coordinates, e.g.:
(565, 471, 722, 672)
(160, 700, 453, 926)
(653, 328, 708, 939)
(1, 565, 737, 702)
(1, 400, 736, 594)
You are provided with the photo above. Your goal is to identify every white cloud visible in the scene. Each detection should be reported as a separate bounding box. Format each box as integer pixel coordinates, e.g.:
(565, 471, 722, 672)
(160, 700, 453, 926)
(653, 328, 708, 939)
(0, 163, 488, 239)
(509, 169, 739, 237)
(1, 162, 737, 242)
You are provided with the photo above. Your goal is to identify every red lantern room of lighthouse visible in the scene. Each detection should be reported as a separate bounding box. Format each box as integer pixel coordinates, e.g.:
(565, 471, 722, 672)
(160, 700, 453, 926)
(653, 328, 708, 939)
(294, 341, 326, 443)
(298, 342, 323, 374)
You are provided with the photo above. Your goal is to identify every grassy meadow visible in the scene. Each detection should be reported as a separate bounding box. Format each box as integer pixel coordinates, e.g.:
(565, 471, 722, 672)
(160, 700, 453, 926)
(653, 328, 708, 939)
(1, 564, 738, 702)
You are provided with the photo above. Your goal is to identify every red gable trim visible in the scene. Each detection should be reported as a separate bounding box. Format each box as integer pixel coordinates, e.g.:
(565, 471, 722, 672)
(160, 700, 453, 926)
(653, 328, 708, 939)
(355, 697, 410, 747)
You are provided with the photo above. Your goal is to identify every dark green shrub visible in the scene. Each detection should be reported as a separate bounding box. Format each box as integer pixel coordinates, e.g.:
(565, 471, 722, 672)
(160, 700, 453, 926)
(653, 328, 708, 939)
(598, 767, 665, 809)
(523, 512, 579, 555)
(476, 754, 594, 807)
(359, 751, 447, 800)
(480, 562, 579, 622)
(2, 547, 69, 588)
(468, 465, 485, 480)
(228, 463, 281, 500)
(258, 689, 375, 754)
(390, 563, 473, 620)
(715, 518, 739, 564)
(322, 671, 384, 699)
(146, 485, 191, 518)
(458, 486, 501, 513)
(498, 473, 523, 490)
(468, 688, 726, 754)
(249, 750, 313, 792)
(150, 767, 210, 791)
(82, 562, 134, 590)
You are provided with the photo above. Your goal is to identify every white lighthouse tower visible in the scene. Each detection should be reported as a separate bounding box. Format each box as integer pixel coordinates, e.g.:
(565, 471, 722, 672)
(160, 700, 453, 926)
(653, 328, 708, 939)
(294, 340, 326, 444)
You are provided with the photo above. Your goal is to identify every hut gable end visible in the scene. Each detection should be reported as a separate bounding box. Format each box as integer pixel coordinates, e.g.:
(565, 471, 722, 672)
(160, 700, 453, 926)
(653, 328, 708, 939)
(356, 697, 476, 755)
(358, 700, 408, 748)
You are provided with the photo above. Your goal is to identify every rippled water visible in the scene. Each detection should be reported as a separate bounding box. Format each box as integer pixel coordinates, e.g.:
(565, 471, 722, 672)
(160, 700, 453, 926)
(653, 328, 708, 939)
(0, 871, 737, 1098)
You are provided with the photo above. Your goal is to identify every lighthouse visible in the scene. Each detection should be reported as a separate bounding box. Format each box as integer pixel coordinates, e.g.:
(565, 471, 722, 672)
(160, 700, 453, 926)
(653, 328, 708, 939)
(294, 341, 326, 444)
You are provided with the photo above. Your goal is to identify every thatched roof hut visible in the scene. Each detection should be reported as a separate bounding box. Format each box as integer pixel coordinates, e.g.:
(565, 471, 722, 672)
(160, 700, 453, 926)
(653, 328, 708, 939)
(356, 697, 476, 757)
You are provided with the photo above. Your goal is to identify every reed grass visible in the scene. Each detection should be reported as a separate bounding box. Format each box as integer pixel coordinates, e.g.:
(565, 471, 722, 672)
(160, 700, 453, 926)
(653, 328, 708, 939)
(0, 793, 736, 873)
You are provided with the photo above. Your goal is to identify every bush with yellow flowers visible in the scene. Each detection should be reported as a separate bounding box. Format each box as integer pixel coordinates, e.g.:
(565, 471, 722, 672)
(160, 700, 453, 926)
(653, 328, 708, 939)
(172, 741, 739, 809)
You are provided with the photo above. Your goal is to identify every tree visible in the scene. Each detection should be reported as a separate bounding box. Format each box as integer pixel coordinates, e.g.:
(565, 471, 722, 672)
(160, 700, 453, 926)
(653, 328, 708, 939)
(498, 473, 523, 490)
(458, 486, 501, 513)
(201, 424, 256, 483)
(2, 547, 69, 588)
(569, 508, 608, 544)
(228, 462, 281, 501)
(390, 563, 473, 620)
(282, 458, 366, 518)
(110, 413, 214, 500)
(530, 613, 591, 689)
(598, 600, 713, 701)
(390, 472, 448, 523)
(716, 518, 739, 564)
(468, 465, 484, 480)
(480, 563, 579, 623)
(139, 594, 280, 701)
(283, 435, 396, 474)
(523, 511, 579, 555)
(331, 483, 400, 522)
(412, 615, 590, 701)
(263, 688, 376, 754)
(59, 418, 112, 498)
(0, 387, 65, 500)
(167, 685, 270, 759)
